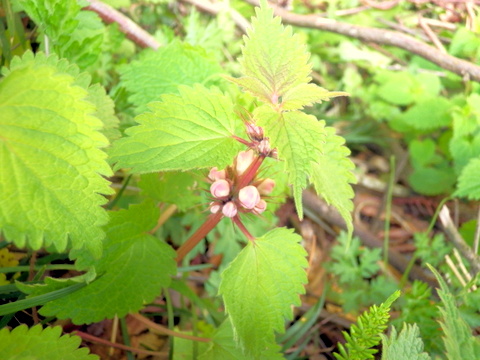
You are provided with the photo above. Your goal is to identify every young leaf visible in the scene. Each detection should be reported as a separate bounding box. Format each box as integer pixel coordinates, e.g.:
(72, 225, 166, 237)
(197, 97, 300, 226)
(428, 265, 480, 359)
(334, 290, 401, 360)
(110, 85, 242, 173)
(229, 2, 345, 110)
(18, 0, 105, 70)
(19, 202, 176, 324)
(119, 41, 223, 114)
(0, 52, 113, 257)
(218, 227, 308, 358)
(0, 325, 98, 360)
(255, 105, 355, 228)
(455, 157, 480, 200)
(380, 323, 431, 360)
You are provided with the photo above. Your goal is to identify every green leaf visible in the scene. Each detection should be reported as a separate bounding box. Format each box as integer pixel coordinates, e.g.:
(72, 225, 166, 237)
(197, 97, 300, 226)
(398, 98, 452, 130)
(0, 325, 98, 360)
(409, 166, 456, 196)
(86, 83, 121, 143)
(455, 158, 480, 200)
(218, 227, 308, 358)
(0, 52, 113, 257)
(20, 202, 176, 324)
(229, 2, 344, 110)
(427, 265, 480, 359)
(334, 291, 400, 360)
(255, 106, 355, 227)
(110, 85, 242, 173)
(199, 320, 245, 360)
(311, 126, 356, 232)
(18, 0, 104, 70)
(119, 41, 223, 114)
(380, 323, 431, 360)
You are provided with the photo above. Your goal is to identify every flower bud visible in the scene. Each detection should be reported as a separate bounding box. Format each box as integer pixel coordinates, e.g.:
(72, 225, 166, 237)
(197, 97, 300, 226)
(222, 202, 238, 218)
(210, 179, 230, 198)
(246, 123, 264, 141)
(210, 202, 221, 214)
(208, 167, 226, 182)
(253, 199, 267, 214)
(238, 185, 261, 209)
(257, 179, 275, 195)
(235, 150, 255, 175)
(257, 139, 271, 156)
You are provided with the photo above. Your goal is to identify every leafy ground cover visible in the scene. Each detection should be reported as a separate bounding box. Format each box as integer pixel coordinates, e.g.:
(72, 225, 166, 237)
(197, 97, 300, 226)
(1, 0, 480, 359)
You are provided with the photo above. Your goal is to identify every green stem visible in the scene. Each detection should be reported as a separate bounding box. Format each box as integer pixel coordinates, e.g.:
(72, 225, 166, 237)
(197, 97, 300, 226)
(165, 289, 175, 360)
(383, 155, 395, 266)
(175, 212, 223, 262)
(119, 317, 135, 360)
(0, 264, 77, 273)
(107, 174, 132, 210)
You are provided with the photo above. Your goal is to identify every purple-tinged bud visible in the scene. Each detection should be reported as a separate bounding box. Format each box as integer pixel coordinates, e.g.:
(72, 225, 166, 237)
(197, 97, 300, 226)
(257, 179, 275, 195)
(210, 179, 230, 198)
(210, 202, 221, 214)
(246, 123, 264, 141)
(208, 167, 226, 182)
(236, 150, 255, 175)
(222, 202, 238, 218)
(270, 148, 278, 159)
(238, 185, 261, 209)
(253, 199, 267, 214)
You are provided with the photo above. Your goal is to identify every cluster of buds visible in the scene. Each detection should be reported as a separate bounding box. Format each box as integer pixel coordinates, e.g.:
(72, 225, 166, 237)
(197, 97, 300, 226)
(245, 122, 278, 159)
(208, 149, 275, 218)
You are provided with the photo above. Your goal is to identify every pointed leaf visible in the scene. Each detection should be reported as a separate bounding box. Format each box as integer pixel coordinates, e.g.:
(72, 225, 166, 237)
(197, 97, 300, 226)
(20, 202, 176, 324)
(218, 227, 308, 357)
(255, 105, 355, 228)
(380, 323, 431, 360)
(110, 85, 242, 173)
(119, 41, 223, 114)
(0, 325, 98, 360)
(229, 3, 344, 110)
(0, 52, 112, 257)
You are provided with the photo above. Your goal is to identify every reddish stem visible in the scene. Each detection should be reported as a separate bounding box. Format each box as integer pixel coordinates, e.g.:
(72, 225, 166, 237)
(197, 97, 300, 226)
(175, 212, 223, 262)
(233, 216, 255, 242)
(232, 135, 253, 147)
(237, 155, 265, 190)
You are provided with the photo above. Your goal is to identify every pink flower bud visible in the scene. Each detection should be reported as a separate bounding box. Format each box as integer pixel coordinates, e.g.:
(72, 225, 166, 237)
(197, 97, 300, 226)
(238, 185, 261, 209)
(210, 202, 221, 214)
(257, 139, 271, 156)
(253, 199, 267, 214)
(208, 167, 226, 181)
(246, 123, 264, 141)
(210, 179, 230, 198)
(222, 202, 237, 218)
(257, 179, 275, 195)
(236, 150, 255, 175)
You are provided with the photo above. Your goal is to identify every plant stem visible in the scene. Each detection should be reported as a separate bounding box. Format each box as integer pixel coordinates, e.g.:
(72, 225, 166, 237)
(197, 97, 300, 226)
(175, 212, 223, 262)
(237, 155, 265, 190)
(232, 135, 253, 147)
(233, 216, 255, 241)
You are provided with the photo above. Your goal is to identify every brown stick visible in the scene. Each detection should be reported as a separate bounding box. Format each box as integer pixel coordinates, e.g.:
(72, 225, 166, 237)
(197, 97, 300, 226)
(302, 189, 438, 287)
(83, 0, 160, 49)
(242, 0, 480, 82)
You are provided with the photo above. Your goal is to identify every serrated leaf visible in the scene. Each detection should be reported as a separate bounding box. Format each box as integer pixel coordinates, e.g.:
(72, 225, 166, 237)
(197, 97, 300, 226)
(255, 105, 355, 228)
(0, 52, 113, 257)
(428, 265, 480, 359)
(455, 158, 480, 199)
(110, 85, 242, 173)
(230, 3, 343, 110)
(311, 126, 356, 232)
(0, 325, 98, 360)
(18, 0, 104, 70)
(86, 83, 121, 143)
(119, 41, 223, 114)
(20, 202, 176, 324)
(381, 323, 431, 360)
(218, 227, 308, 358)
